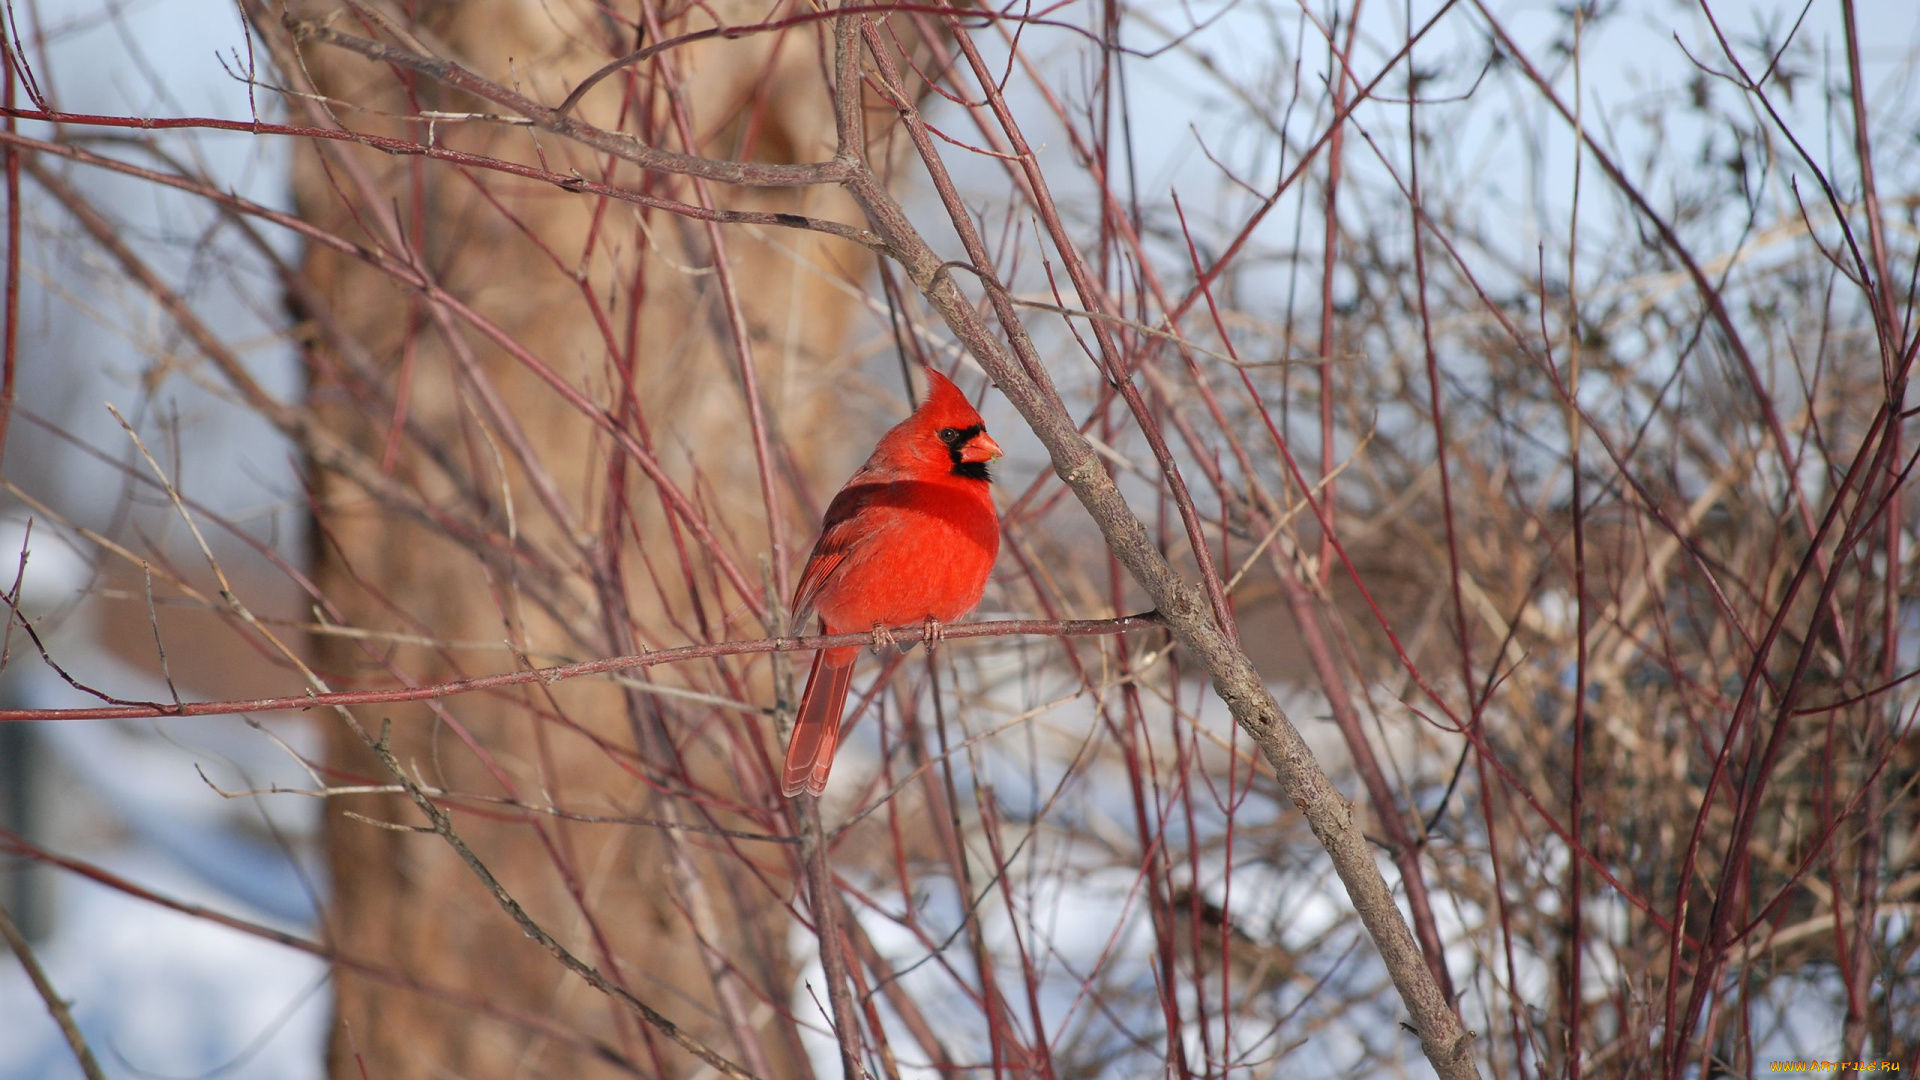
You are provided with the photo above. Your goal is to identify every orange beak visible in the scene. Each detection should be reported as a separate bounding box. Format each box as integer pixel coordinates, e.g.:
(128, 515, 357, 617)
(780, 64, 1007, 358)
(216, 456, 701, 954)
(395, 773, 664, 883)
(961, 431, 1004, 464)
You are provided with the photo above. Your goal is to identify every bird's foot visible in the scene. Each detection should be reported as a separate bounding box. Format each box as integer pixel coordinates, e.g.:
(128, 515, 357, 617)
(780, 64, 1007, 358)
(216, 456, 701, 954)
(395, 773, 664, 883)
(921, 617, 946, 652)
(868, 622, 897, 653)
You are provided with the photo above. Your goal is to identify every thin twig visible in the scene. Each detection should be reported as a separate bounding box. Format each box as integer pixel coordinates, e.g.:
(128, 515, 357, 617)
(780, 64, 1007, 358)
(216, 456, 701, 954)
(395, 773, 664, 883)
(0, 897, 109, 1080)
(0, 614, 1161, 721)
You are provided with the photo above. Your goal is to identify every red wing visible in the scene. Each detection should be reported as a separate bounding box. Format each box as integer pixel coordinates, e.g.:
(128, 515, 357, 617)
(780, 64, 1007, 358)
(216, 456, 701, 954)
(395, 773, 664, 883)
(791, 473, 884, 626)
(791, 545, 848, 629)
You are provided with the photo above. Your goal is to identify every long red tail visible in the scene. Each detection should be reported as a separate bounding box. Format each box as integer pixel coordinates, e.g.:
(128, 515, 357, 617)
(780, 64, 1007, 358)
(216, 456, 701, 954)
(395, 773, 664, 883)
(783, 647, 856, 797)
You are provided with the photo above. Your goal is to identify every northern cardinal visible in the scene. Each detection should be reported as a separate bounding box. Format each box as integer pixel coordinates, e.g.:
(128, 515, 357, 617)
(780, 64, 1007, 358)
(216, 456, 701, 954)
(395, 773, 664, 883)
(782, 367, 1003, 798)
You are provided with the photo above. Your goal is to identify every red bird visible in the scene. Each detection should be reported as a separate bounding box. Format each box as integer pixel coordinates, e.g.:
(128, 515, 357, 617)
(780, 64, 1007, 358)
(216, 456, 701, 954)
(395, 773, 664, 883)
(782, 367, 1003, 798)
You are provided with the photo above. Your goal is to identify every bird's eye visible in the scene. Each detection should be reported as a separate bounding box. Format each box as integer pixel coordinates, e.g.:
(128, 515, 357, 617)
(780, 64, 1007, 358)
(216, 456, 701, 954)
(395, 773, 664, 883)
(938, 427, 960, 442)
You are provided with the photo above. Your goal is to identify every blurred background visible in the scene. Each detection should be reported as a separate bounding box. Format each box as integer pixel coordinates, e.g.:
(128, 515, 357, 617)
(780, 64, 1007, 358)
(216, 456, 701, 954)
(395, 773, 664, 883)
(4, 0, 1918, 1077)
(2, 2, 322, 1077)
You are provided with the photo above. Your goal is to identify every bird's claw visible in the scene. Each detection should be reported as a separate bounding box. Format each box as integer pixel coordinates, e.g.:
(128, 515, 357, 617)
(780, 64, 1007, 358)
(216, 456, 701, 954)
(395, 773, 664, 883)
(868, 623, 897, 653)
(921, 617, 946, 651)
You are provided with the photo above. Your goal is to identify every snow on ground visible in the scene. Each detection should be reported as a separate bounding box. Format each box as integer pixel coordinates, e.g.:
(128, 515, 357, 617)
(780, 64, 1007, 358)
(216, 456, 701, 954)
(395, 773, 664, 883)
(0, 846, 328, 1080)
